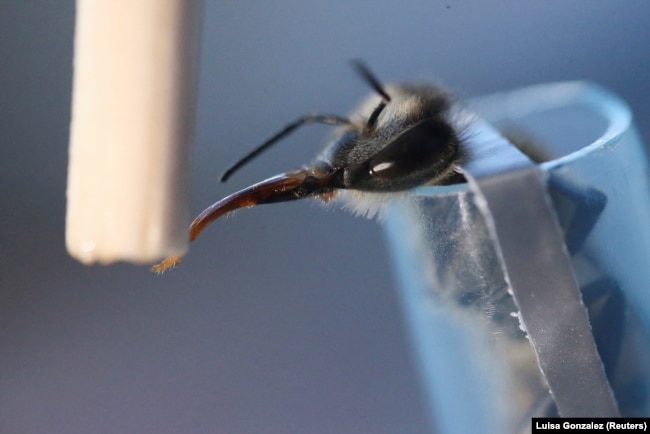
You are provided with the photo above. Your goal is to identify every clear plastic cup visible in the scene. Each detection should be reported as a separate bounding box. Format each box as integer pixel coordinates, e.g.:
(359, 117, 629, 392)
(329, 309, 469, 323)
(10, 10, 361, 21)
(383, 81, 650, 433)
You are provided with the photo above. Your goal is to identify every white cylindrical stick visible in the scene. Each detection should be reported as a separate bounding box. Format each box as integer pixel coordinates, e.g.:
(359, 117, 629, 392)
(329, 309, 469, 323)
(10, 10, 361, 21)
(66, 0, 202, 265)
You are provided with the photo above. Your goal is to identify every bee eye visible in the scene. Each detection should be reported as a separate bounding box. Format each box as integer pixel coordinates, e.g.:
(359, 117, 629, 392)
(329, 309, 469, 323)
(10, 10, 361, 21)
(369, 119, 456, 178)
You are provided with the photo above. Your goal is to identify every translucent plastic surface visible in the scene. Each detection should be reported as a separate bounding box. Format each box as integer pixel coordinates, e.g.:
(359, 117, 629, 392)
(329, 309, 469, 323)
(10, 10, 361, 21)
(384, 82, 650, 433)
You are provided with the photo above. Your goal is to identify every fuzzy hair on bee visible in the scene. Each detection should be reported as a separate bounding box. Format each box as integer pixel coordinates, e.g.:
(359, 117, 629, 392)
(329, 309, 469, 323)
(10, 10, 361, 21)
(152, 62, 467, 273)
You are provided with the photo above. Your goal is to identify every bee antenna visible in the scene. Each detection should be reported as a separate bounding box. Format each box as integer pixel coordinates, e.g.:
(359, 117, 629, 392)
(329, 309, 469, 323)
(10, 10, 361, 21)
(221, 114, 352, 182)
(351, 60, 391, 102)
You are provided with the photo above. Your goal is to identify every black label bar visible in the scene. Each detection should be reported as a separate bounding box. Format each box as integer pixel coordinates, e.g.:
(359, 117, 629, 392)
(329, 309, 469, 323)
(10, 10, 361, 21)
(532, 418, 648, 432)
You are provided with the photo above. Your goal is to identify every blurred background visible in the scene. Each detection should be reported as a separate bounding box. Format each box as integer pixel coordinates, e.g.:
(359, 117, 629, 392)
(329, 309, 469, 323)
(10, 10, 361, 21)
(2, 1, 650, 433)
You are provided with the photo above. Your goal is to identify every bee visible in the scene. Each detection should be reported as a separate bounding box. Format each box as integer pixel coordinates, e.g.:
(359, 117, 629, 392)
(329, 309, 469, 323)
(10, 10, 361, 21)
(152, 62, 466, 272)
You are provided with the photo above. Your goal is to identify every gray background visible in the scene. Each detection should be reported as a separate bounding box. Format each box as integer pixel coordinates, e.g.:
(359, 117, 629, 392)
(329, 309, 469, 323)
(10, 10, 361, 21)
(2, 1, 650, 433)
